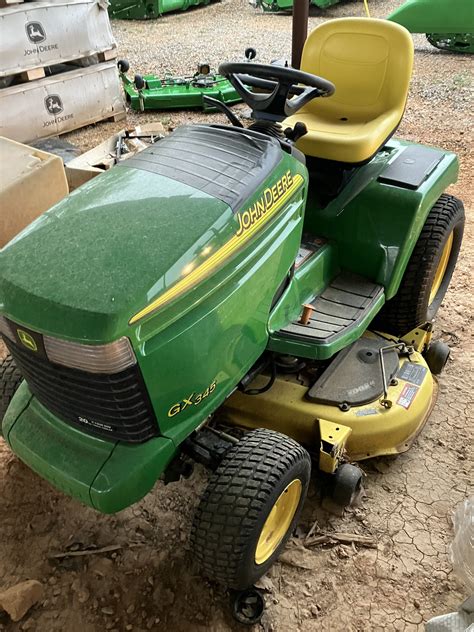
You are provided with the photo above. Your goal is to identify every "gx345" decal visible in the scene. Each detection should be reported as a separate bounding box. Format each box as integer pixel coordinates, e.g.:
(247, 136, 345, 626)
(168, 381, 217, 418)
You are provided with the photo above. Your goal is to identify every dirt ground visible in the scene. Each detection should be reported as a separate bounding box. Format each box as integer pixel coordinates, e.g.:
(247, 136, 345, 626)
(0, 0, 473, 630)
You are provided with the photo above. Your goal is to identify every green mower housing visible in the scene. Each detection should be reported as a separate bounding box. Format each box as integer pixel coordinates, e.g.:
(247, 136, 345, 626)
(108, 0, 210, 19)
(120, 69, 241, 112)
(0, 125, 459, 513)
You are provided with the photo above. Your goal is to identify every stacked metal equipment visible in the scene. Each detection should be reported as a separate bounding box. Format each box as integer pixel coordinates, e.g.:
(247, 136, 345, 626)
(0, 0, 126, 143)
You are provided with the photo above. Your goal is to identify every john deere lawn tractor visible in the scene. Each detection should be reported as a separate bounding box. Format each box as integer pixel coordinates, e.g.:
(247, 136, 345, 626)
(0, 18, 465, 592)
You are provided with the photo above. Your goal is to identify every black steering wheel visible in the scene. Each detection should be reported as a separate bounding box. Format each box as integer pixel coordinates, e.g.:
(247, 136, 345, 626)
(218, 62, 335, 118)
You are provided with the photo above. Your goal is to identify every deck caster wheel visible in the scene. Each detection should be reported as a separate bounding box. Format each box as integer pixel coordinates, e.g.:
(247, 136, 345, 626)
(332, 463, 363, 507)
(424, 340, 450, 375)
(134, 74, 146, 90)
(117, 59, 130, 73)
(231, 587, 264, 626)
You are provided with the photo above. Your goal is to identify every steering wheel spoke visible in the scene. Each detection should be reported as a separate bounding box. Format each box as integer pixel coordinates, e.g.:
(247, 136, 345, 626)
(219, 61, 335, 119)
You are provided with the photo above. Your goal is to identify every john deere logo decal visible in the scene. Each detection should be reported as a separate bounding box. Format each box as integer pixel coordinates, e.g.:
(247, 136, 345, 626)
(17, 330, 38, 352)
(45, 95, 63, 116)
(26, 22, 46, 44)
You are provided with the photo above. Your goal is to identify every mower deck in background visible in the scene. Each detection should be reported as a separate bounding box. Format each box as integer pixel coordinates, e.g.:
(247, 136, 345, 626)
(118, 60, 241, 112)
(108, 0, 211, 19)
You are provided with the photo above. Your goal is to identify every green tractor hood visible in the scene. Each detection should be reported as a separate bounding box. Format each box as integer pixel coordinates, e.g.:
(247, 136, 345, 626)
(0, 125, 290, 343)
(0, 156, 233, 343)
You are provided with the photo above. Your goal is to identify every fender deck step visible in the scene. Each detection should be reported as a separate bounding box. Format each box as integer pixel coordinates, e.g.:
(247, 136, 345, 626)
(269, 272, 384, 360)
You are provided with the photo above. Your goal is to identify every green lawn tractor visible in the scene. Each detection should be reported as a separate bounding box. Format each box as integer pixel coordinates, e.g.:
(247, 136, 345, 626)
(108, 0, 211, 19)
(118, 59, 241, 112)
(388, 0, 474, 53)
(0, 18, 465, 593)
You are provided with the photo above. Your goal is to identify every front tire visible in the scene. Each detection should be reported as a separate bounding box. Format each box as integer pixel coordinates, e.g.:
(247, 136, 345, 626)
(377, 194, 464, 335)
(1, 354, 23, 428)
(191, 428, 311, 589)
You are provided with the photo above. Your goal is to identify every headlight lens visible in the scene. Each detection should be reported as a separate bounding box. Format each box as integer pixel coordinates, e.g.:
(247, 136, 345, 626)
(43, 336, 136, 374)
(1, 315, 136, 374)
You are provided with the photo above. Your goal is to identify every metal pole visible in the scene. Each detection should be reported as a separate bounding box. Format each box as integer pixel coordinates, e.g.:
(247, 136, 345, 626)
(291, 0, 308, 69)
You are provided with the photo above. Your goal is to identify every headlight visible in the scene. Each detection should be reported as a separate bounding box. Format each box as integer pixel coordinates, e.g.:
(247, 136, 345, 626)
(44, 336, 136, 374)
(1, 314, 136, 374)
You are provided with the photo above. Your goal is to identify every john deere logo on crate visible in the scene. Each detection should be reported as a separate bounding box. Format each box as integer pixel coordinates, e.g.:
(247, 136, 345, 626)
(45, 95, 63, 116)
(42, 95, 74, 127)
(25, 22, 46, 44)
(17, 330, 38, 352)
(24, 21, 58, 56)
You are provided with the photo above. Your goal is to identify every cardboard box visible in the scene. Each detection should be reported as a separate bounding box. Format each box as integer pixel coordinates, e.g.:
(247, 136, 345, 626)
(65, 123, 165, 189)
(0, 0, 116, 78)
(0, 61, 126, 143)
(0, 136, 69, 248)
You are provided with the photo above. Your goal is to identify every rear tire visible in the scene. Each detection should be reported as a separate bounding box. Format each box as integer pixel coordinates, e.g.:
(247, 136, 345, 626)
(191, 428, 311, 589)
(1, 354, 23, 428)
(377, 194, 464, 335)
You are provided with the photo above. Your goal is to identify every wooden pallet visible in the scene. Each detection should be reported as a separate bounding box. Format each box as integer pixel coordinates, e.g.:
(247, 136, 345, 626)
(0, 0, 24, 6)
(15, 48, 118, 83)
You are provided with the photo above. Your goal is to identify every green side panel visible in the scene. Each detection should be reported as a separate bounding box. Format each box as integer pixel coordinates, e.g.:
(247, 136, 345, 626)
(303, 140, 458, 300)
(4, 383, 177, 513)
(0, 168, 230, 343)
(387, 0, 474, 34)
(133, 156, 308, 443)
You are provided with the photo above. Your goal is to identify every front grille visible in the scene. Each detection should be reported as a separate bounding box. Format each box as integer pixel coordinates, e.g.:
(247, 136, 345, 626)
(4, 337, 159, 443)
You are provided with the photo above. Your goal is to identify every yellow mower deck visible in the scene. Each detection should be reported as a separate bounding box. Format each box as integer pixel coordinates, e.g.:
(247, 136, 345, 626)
(220, 350, 435, 467)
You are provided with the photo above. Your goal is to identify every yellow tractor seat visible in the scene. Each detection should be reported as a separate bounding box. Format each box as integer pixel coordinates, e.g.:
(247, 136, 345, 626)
(284, 18, 414, 164)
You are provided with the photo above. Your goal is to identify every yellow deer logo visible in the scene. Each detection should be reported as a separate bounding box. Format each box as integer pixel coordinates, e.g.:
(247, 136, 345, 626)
(17, 329, 37, 352)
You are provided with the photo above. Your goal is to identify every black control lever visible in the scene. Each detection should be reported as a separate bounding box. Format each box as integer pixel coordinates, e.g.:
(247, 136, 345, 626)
(202, 96, 243, 128)
(284, 122, 308, 142)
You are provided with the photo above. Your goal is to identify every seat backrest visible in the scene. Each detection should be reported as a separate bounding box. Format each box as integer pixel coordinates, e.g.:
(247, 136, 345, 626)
(300, 18, 414, 118)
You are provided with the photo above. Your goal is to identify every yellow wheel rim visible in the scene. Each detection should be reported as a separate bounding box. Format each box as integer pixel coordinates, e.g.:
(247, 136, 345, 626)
(255, 479, 302, 565)
(429, 232, 453, 305)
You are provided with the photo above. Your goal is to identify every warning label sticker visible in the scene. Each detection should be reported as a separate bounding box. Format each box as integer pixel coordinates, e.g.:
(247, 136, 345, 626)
(397, 362, 428, 386)
(355, 408, 378, 417)
(397, 383, 419, 409)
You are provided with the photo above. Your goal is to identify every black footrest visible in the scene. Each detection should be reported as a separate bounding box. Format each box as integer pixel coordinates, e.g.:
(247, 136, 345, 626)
(279, 272, 383, 346)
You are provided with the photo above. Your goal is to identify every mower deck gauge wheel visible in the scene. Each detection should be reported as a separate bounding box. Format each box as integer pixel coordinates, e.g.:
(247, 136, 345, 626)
(332, 463, 363, 507)
(424, 340, 451, 376)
